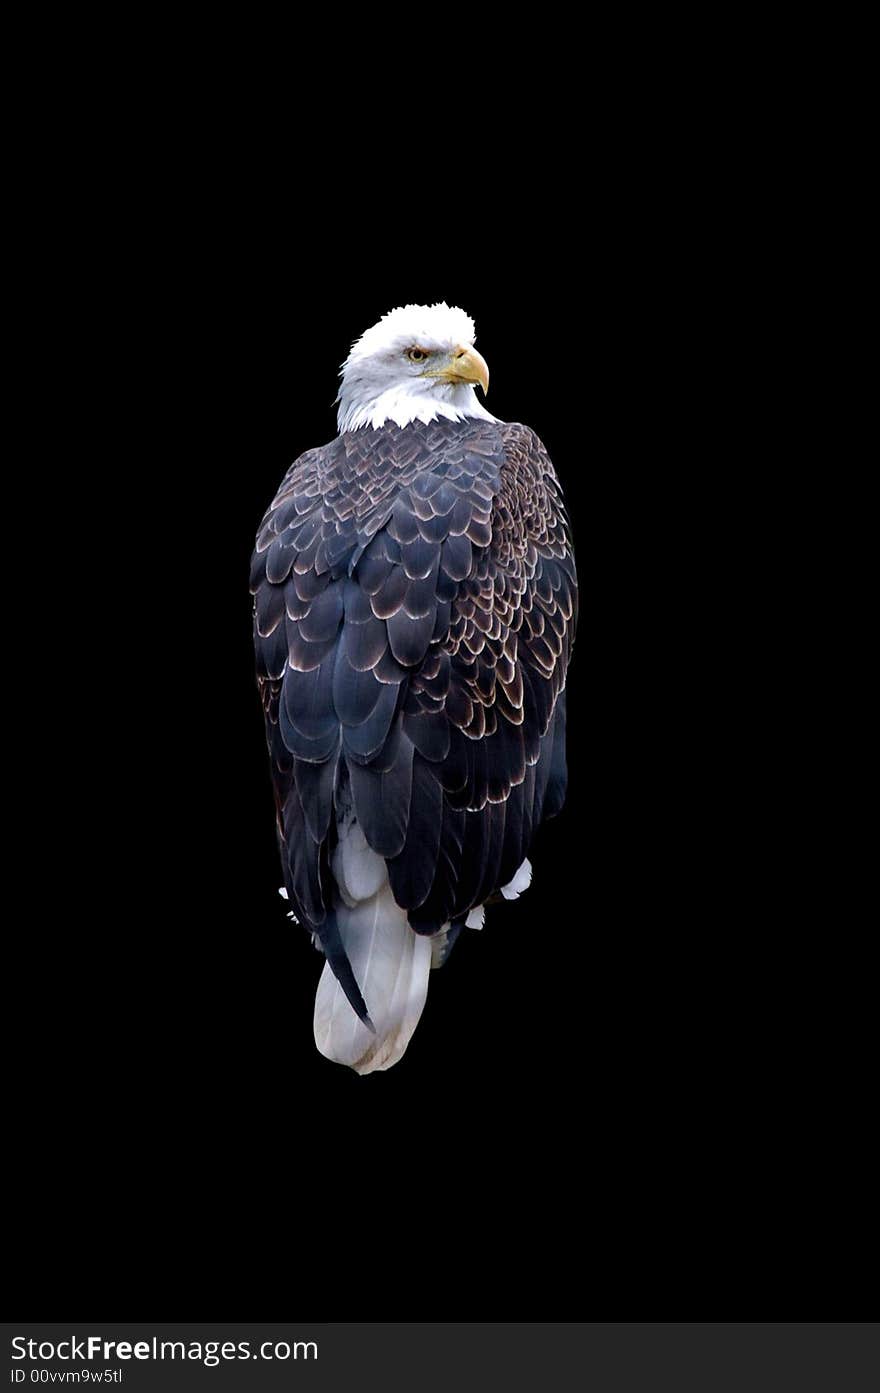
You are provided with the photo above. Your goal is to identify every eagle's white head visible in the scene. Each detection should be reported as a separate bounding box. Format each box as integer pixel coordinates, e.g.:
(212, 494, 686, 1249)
(336, 302, 494, 433)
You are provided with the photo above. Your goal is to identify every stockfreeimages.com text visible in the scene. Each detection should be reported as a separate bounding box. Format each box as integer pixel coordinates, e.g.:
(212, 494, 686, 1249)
(10, 1337, 317, 1367)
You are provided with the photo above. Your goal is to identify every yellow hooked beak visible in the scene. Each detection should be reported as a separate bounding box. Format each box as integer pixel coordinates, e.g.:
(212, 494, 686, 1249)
(431, 344, 490, 396)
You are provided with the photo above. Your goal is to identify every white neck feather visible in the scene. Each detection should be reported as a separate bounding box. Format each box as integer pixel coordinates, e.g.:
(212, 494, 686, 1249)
(337, 380, 495, 434)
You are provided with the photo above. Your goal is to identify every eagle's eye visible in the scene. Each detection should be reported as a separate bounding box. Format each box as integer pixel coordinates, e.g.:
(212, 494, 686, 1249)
(406, 348, 429, 364)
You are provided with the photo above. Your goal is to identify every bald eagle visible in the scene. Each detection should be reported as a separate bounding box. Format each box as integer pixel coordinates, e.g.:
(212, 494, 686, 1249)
(251, 304, 577, 1072)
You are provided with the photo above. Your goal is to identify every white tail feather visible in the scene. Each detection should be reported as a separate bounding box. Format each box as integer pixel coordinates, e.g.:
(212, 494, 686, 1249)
(314, 807, 431, 1074)
(500, 856, 532, 900)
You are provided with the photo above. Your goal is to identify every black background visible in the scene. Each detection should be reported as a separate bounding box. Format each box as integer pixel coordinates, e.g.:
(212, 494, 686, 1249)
(8, 187, 872, 1320)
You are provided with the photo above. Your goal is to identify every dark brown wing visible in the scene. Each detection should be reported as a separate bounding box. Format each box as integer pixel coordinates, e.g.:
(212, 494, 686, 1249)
(250, 418, 576, 995)
(386, 421, 577, 931)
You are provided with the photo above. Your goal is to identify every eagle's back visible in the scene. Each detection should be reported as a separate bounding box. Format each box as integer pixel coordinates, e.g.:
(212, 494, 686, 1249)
(251, 417, 576, 1049)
